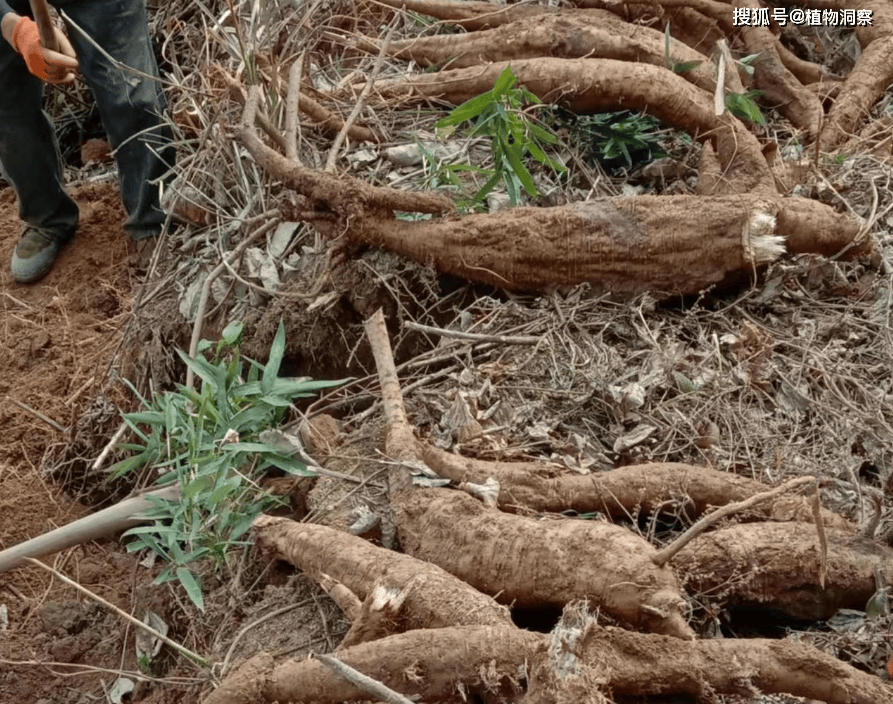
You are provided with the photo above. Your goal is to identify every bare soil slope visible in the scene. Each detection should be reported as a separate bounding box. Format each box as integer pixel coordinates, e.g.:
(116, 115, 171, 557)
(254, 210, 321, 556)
(0, 181, 157, 704)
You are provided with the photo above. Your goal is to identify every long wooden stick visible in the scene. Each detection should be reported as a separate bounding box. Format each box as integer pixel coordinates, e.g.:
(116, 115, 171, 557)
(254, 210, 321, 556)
(29, 0, 59, 52)
(0, 484, 181, 573)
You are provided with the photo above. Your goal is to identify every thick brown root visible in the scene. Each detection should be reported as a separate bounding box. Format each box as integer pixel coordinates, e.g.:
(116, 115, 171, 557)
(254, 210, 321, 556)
(371, 11, 717, 95)
(417, 449, 854, 529)
(672, 521, 893, 619)
(394, 485, 695, 639)
(205, 619, 893, 704)
(251, 514, 512, 630)
(354, 195, 785, 294)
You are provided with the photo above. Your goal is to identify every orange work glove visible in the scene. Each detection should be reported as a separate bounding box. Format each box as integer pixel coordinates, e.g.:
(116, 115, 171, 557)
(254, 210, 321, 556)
(12, 16, 79, 85)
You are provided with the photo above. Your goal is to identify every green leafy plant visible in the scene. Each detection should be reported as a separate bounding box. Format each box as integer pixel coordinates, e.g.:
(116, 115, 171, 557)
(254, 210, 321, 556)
(113, 320, 346, 610)
(736, 52, 761, 76)
(577, 111, 667, 173)
(724, 90, 767, 126)
(137, 653, 154, 677)
(435, 65, 566, 205)
(417, 140, 488, 212)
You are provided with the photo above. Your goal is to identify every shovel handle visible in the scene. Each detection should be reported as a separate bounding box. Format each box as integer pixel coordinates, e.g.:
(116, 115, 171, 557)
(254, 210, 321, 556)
(28, 0, 59, 53)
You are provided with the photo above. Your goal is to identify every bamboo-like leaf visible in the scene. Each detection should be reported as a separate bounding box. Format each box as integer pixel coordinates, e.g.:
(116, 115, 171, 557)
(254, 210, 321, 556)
(435, 91, 494, 128)
(725, 92, 767, 125)
(528, 122, 559, 144)
(472, 171, 503, 203)
(491, 65, 517, 98)
(501, 137, 537, 196)
(221, 320, 244, 346)
(672, 60, 703, 73)
(262, 320, 287, 395)
(176, 568, 205, 611)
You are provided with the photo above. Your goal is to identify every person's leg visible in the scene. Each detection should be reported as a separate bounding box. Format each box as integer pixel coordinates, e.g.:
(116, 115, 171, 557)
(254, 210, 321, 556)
(60, 0, 174, 240)
(0, 18, 80, 282)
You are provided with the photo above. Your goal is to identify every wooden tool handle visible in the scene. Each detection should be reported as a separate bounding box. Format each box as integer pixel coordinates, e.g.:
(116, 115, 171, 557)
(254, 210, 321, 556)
(28, 0, 59, 53)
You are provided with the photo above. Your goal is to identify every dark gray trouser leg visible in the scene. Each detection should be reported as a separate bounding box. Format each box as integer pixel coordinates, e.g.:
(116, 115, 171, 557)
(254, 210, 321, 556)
(60, 0, 174, 240)
(0, 39, 79, 242)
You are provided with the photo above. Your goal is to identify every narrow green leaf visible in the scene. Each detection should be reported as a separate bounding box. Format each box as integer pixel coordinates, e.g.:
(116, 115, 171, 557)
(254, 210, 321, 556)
(435, 91, 494, 128)
(108, 452, 150, 480)
(220, 441, 279, 453)
(518, 87, 539, 103)
(262, 321, 287, 395)
(123, 416, 150, 443)
(181, 475, 212, 500)
(491, 65, 517, 98)
(177, 352, 220, 395)
(221, 320, 244, 346)
(502, 141, 537, 196)
(472, 171, 502, 204)
(505, 171, 520, 204)
(155, 567, 176, 585)
(725, 92, 766, 125)
(261, 394, 292, 408)
(672, 60, 703, 74)
(619, 141, 634, 168)
(208, 476, 241, 505)
(272, 377, 349, 396)
(229, 405, 271, 432)
(263, 454, 313, 476)
(230, 513, 257, 541)
(176, 567, 205, 611)
(527, 123, 559, 144)
(126, 410, 165, 426)
(122, 378, 151, 408)
(525, 140, 549, 164)
(123, 524, 175, 537)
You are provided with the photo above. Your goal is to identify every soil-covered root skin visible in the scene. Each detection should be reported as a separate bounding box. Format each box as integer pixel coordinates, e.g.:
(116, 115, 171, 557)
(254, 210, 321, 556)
(262, 625, 541, 704)
(251, 515, 512, 630)
(206, 621, 893, 704)
(672, 521, 893, 619)
(419, 450, 854, 529)
(394, 487, 694, 638)
(576, 623, 893, 704)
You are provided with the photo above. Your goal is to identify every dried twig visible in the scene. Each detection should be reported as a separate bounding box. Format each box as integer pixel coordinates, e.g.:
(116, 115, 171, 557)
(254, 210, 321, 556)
(312, 652, 415, 704)
(9, 398, 67, 433)
(653, 475, 816, 566)
(23, 558, 209, 668)
(185, 217, 280, 390)
(324, 21, 395, 172)
(404, 320, 539, 344)
(286, 54, 305, 164)
(92, 421, 128, 472)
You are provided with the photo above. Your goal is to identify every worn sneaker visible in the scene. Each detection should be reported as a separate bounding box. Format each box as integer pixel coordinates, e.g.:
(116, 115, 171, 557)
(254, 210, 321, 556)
(10, 228, 65, 283)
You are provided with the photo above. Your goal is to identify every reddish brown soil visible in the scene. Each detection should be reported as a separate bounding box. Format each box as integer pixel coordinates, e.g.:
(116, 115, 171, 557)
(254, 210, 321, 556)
(0, 180, 161, 703)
